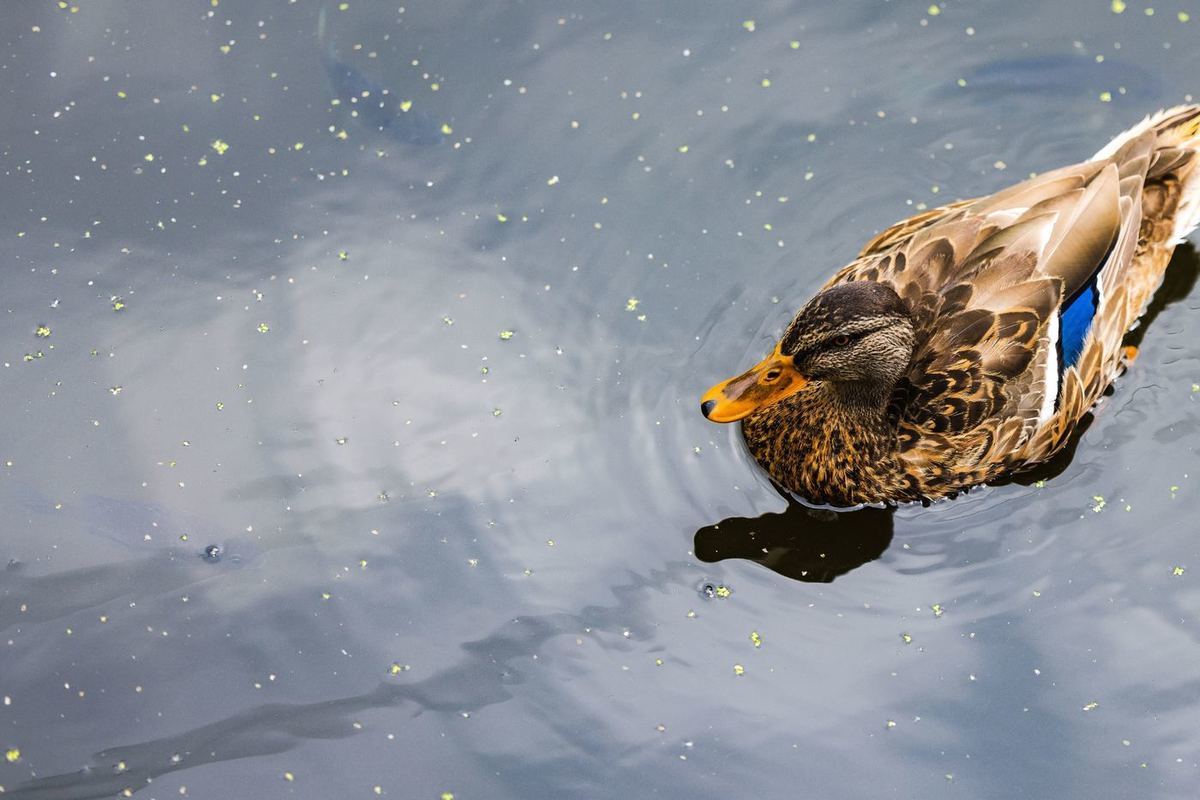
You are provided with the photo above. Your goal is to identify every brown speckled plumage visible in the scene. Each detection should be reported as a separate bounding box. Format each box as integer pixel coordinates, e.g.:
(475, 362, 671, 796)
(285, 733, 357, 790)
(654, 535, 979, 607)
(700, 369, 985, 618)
(732, 106, 1200, 506)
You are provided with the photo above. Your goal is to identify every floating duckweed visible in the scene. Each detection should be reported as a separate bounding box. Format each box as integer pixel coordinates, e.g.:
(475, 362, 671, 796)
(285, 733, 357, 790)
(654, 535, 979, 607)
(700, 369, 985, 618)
(335, 437, 348, 445)
(293, 142, 304, 150)
(1091, 495, 1106, 513)
(733, 664, 745, 676)
(1180, 11, 1190, 21)
(496, 213, 508, 222)
(625, 297, 640, 311)
(901, 633, 913, 644)
(1111, 0, 1126, 12)
(256, 322, 270, 333)
(1173, 566, 1186, 576)
(547, 175, 560, 186)
(886, 719, 897, 728)
(742, 19, 756, 32)
(677, 144, 689, 153)
(760, 78, 771, 88)
(498, 329, 515, 340)
(1082, 701, 1099, 712)
(109, 386, 123, 395)
(112, 297, 126, 311)
(215, 402, 225, 410)
(492, 408, 502, 417)
(931, 603, 944, 618)
(283, 772, 295, 782)
(749, 630, 762, 648)
(441, 122, 453, 135)
(5, 748, 19, 763)
(1099, 91, 1113, 103)
(399, 100, 413, 112)
(715, 585, 731, 598)
(338, 250, 348, 261)
(927, 4, 940, 15)
(441, 793, 455, 800)
(211, 139, 229, 155)
(34, 325, 51, 338)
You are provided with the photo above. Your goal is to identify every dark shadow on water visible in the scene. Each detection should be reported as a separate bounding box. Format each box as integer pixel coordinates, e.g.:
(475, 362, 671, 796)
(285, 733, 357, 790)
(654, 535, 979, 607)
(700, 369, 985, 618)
(1121, 240, 1200, 349)
(695, 493, 894, 583)
(2, 566, 684, 800)
(695, 242, 1200, 583)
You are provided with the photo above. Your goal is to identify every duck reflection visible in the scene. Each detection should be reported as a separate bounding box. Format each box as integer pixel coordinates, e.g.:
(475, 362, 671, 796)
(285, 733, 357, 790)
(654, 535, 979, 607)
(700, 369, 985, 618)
(695, 242, 1199, 584)
(694, 496, 894, 583)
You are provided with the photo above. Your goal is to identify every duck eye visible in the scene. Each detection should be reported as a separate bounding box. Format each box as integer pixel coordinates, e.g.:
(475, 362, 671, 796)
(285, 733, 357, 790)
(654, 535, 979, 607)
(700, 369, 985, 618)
(832, 334, 851, 346)
(764, 368, 782, 382)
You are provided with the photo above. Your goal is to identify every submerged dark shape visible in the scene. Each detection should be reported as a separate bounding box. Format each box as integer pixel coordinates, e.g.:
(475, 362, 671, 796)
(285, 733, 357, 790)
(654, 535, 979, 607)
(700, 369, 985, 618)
(317, 6, 445, 145)
(965, 53, 1160, 97)
(695, 496, 894, 583)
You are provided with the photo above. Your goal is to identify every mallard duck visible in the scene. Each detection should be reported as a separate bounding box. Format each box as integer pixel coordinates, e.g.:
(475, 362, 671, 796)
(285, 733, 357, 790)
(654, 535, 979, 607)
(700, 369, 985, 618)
(701, 106, 1200, 507)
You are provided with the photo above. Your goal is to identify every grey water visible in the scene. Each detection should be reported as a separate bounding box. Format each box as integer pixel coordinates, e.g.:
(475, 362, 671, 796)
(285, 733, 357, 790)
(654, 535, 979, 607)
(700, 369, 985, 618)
(2, 2, 1199, 798)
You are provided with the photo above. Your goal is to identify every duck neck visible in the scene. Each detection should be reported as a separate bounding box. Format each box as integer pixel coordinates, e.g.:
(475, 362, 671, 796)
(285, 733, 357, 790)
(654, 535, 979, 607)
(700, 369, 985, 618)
(828, 378, 894, 416)
(742, 380, 901, 506)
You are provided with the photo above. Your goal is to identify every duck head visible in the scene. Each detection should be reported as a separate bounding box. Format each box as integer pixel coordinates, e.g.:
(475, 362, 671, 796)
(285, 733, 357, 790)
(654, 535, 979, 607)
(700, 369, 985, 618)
(701, 282, 916, 422)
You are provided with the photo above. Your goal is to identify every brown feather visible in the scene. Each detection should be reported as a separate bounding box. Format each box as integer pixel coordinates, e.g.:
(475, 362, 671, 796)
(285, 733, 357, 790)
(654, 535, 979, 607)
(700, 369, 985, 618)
(731, 106, 1200, 505)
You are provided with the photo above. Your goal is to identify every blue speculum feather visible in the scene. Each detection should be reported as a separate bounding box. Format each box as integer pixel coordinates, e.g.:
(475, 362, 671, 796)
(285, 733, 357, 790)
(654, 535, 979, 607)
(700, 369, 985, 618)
(1058, 278, 1100, 373)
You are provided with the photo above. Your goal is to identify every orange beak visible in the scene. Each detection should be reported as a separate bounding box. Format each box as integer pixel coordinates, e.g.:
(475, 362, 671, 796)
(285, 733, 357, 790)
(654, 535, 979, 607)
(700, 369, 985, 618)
(700, 345, 809, 423)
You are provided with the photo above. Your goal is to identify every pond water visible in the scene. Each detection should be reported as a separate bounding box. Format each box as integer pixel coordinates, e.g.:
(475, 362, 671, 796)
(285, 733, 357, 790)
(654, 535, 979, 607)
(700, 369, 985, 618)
(2, 2, 1199, 798)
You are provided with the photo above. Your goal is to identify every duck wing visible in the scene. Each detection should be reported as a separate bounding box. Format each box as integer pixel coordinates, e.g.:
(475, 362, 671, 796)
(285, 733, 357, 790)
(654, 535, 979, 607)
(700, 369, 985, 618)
(827, 136, 1153, 487)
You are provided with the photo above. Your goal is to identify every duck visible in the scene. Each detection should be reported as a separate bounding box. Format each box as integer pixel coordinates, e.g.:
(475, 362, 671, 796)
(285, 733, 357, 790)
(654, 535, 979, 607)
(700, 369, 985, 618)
(701, 105, 1200, 507)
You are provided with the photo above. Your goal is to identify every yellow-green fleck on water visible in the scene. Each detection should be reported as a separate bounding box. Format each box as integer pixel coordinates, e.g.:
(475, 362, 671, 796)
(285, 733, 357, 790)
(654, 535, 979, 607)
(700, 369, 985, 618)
(0, 2, 1198, 799)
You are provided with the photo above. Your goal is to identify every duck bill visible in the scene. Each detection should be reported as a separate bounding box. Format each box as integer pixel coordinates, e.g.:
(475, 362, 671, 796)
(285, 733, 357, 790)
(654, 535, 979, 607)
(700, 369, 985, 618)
(700, 347, 809, 423)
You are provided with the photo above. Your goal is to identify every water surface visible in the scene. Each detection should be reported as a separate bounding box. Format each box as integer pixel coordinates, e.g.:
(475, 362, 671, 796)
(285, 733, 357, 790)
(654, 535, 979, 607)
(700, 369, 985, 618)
(2, 2, 1199, 798)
